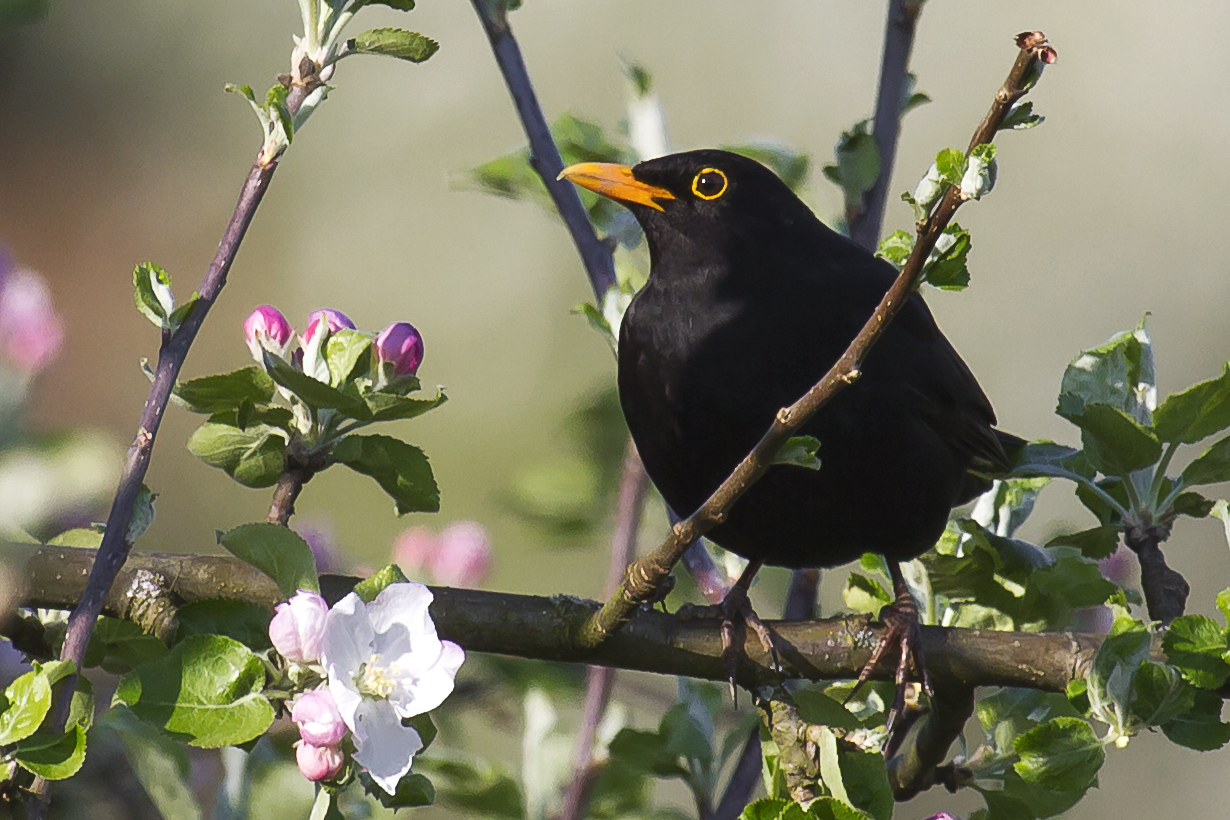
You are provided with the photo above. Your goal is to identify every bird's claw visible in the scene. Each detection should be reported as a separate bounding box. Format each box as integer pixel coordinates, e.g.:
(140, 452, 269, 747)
(848, 586, 932, 745)
(717, 584, 781, 705)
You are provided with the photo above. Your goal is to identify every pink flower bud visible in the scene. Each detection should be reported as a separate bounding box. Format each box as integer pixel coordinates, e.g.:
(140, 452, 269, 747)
(269, 590, 329, 663)
(431, 520, 493, 588)
(0, 266, 64, 375)
(243, 305, 293, 363)
(296, 741, 345, 782)
(392, 526, 437, 575)
(302, 309, 355, 348)
(374, 321, 424, 377)
(291, 689, 347, 746)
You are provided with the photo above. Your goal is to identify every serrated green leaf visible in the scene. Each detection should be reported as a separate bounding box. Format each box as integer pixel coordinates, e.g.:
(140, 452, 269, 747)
(1129, 660, 1192, 727)
(218, 522, 319, 596)
(262, 350, 371, 418)
(1171, 490, 1216, 519)
(922, 223, 971, 290)
(351, 28, 440, 62)
(126, 483, 157, 543)
(934, 147, 966, 185)
(1069, 403, 1162, 475)
(834, 748, 891, 820)
(369, 772, 436, 808)
(875, 230, 913, 268)
(133, 262, 175, 329)
(1153, 363, 1230, 444)
(1086, 621, 1150, 733)
(808, 797, 875, 820)
(1218, 587, 1230, 625)
(83, 618, 168, 674)
(1160, 687, 1230, 750)
(355, 0, 416, 10)
(740, 798, 791, 820)
(842, 573, 891, 615)
(1045, 525, 1120, 560)
(792, 688, 864, 730)
(363, 390, 448, 423)
(333, 434, 439, 515)
(325, 329, 373, 386)
(108, 708, 202, 820)
(1180, 435, 1230, 487)
(175, 367, 276, 415)
(187, 419, 287, 488)
(773, 436, 821, 470)
(1162, 614, 1230, 689)
(0, 667, 53, 745)
(68, 676, 94, 732)
(823, 120, 879, 204)
(1001, 100, 1045, 130)
(1057, 321, 1156, 426)
(13, 725, 87, 780)
(174, 598, 273, 652)
(1012, 717, 1104, 792)
(113, 635, 274, 748)
(353, 564, 411, 603)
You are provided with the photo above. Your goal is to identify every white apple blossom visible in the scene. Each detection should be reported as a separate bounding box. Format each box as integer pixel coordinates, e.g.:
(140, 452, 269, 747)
(320, 582, 464, 795)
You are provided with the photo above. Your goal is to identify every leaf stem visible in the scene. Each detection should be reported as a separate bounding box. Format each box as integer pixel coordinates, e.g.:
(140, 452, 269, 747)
(1148, 441, 1180, 508)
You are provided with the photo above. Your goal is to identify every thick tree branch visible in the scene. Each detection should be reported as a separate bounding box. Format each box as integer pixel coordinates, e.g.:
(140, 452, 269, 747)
(469, 0, 616, 296)
(848, 0, 923, 252)
(14, 545, 1110, 695)
(577, 33, 1058, 649)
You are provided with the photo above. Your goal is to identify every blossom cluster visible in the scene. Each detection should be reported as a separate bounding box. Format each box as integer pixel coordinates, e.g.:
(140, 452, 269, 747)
(268, 583, 464, 793)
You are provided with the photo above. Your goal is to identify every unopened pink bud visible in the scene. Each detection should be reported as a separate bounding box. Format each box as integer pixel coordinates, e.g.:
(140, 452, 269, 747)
(296, 741, 344, 782)
(302, 309, 355, 347)
(291, 689, 347, 746)
(269, 590, 329, 663)
(374, 321, 424, 377)
(243, 305, 293, 364)
(431, 520, 493, 588)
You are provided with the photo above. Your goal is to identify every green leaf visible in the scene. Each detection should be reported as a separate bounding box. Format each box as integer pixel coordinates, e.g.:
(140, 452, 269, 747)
(773, 436, 821, 470)
(875, 230, 913, 269)
(1180, 434, 1230, 487)
(1160, 687, 1230, 750)
(1162, 614, 1230, 689)
(808, 797, 875, 820)
(187, 418, 287, 488)
(1153, 363, 1230, 444)
(68, 677, 94, 732)
(325, 330, 374, 386)
(1009, 441, 1095, 482)
(262, 350, 370, 418)
(741, 798, 791, 820)
(1001, 100, 1045, 130)
(174, 598, 273, 652)
(921, 223, 971, 291)
(934, 147, 967, 185)
(353, 564, 411, 603)
(1128, 660, 1192, 727)
(842, 573, 891, 615)
(369, 772, 436, 808)
(47, 526, 105, 547)
(363, 390, 448, 423)
(83, 617, 168, 674)
(792, 688, 864, 730)
(1086, 621, 1151, 734)
(1012, 717, 1104, 792)
(899, 73, 930, 117)
(356, 0, 416, 10)
(833, 748, 892, 820)
(113, 635, 274, 748)
(414, 756, 523, 819)
(822, 120, 879, 204)
(1045, 525, 1120, 560)
(127, 483, 157, 543)
(960, 144, 998, 200)
(13, 725, 87, 780)
(108, 708, 202, 820)
(175, 367, 276, 415)
(133, 262, 175, 329)
(218, 522, 319, 596)
(333, 434, 439, 515)
(1057, 321, 1156, 426)
(1070, 403, 1162, 476)
(1218, 587, 1230, 625)
(0, 666, 53, 745)
(349, 28, 440, 62)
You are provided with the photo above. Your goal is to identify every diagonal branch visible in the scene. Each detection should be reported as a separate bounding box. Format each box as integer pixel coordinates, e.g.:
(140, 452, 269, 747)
(576, 33, 1058, 649)
(469, 0, 616, 296)
(848, 0, 924, 252)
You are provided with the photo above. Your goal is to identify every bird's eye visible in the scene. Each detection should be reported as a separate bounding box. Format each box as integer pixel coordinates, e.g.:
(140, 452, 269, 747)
(691, 168, 728, 200)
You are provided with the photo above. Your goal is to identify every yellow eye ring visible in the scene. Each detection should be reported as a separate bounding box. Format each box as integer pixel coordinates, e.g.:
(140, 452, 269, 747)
(691, 168, 728, 200)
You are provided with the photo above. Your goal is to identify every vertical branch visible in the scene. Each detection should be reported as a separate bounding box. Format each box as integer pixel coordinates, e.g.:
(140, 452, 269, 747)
(559, 440, 650, 820)
(470, 0, 616, 296)
(848, 0, 923, 252)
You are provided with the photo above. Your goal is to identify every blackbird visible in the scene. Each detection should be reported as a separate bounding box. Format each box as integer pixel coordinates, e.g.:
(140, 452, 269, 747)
(560, 150, 1018, 721)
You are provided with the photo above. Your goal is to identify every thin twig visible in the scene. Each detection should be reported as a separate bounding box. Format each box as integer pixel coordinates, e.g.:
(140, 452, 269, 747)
(848, 0, 923, 252)
(577, 33, 1057, 650)
(469, 0, 616, 296)
(41, 83, 312, 762)
(559, 440, 649, 820)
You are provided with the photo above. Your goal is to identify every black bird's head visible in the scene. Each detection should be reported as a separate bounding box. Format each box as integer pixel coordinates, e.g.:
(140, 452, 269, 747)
(560, 149, 821, 270)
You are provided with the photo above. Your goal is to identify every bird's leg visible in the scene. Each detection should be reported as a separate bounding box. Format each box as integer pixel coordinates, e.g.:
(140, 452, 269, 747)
(717, 558, 779, 701)
(852, 560, 933, 742)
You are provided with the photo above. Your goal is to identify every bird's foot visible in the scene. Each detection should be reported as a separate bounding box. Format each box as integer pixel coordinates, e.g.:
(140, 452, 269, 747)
(718, 583, 780, 704)
(850, 581, 933, 746)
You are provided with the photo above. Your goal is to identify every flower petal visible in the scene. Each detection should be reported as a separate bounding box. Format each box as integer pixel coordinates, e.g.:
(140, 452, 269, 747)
(321, 592, 374, 730)
(352, 698, 423, 796)
(390, 639, 465, 719)
(366, 581, 436, 638)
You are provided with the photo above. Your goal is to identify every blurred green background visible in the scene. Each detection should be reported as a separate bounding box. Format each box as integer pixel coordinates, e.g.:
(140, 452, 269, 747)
(2, 1, 1230, 817)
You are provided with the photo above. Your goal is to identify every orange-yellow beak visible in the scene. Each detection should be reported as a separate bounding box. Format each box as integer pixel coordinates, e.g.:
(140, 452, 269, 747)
(557, 162, 675, 212)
